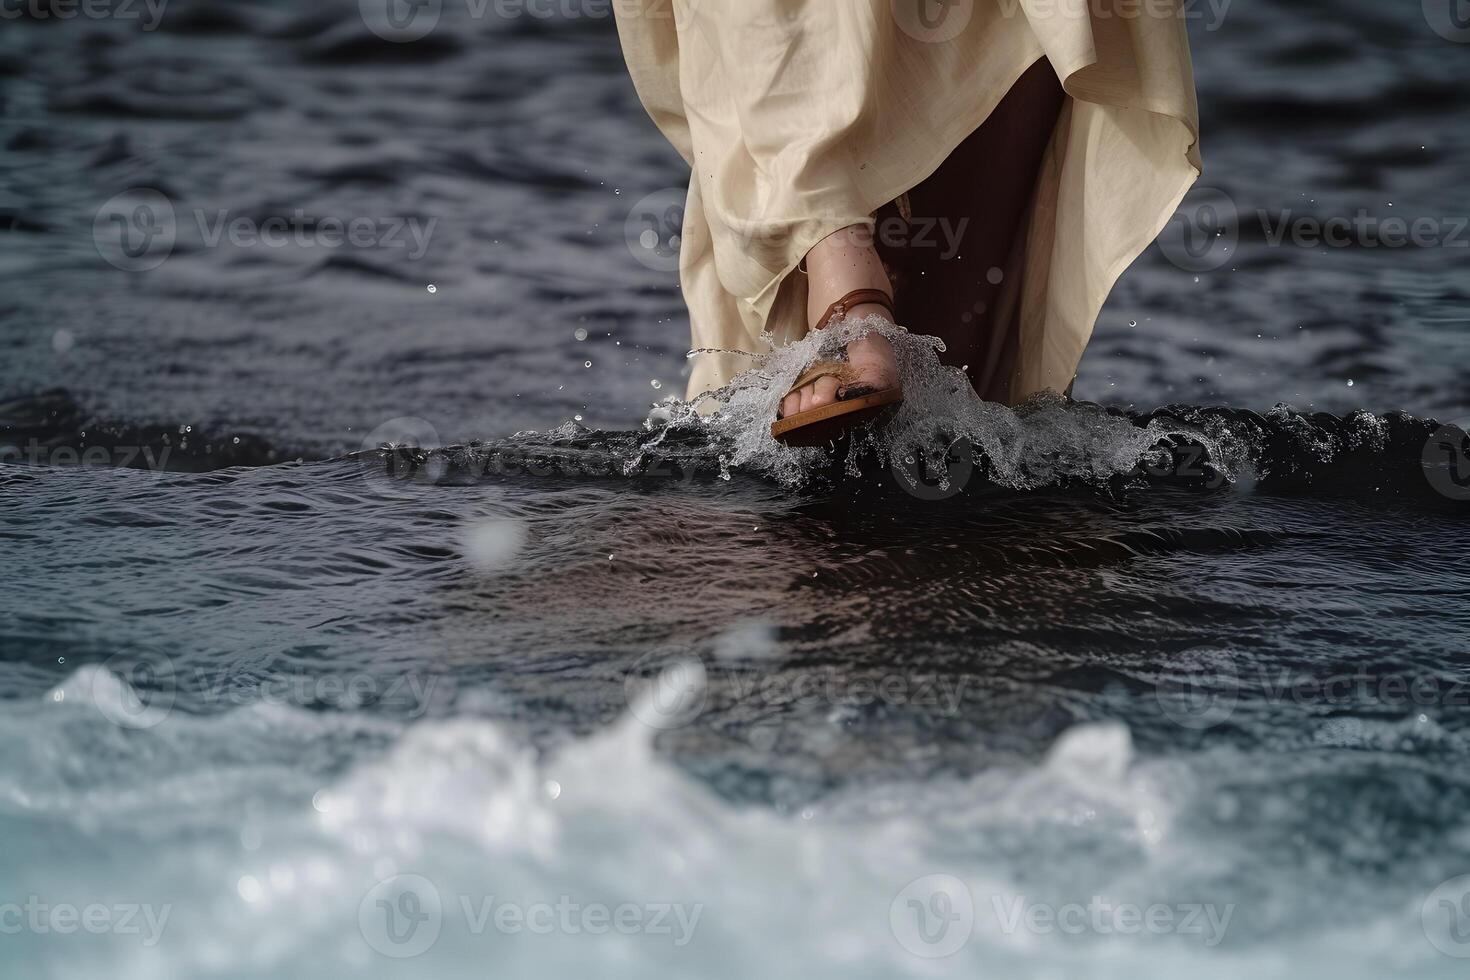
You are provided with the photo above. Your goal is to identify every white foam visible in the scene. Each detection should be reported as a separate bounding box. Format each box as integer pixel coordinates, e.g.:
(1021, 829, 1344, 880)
(643, 317, 1242, 491)
(4, 669, 1453, 979)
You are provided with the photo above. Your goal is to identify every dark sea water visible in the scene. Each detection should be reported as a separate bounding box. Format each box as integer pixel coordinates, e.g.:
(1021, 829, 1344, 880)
(2, 0, 1469, 976)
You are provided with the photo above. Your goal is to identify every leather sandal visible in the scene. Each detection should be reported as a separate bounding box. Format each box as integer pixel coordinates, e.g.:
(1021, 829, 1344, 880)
(770, 287, 904, 447)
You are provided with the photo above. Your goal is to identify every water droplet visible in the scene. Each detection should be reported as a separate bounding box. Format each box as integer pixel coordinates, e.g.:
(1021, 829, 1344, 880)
(464, 520, 527, 572)
(1128, 320, 1137, 327)
(650, 380, 662, 389)
(237, 875, 264, 904)
(426, 284, 437, 294)
(544, 779, 562, 800)
(232, 436, 240, 444)
(574, 327, 588, 341)
(1347, 379, 1354, 387)
(583, 360, 592, 368)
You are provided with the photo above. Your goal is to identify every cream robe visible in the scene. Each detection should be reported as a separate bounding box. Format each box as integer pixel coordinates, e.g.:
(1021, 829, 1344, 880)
(613, 0, 1202, 403)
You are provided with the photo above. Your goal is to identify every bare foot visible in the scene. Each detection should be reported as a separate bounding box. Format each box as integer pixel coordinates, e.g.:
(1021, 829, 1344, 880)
(780, 225, 900, 419)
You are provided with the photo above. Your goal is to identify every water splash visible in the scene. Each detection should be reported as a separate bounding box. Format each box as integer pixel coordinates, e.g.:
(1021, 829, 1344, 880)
(644, 317, 1245, 492)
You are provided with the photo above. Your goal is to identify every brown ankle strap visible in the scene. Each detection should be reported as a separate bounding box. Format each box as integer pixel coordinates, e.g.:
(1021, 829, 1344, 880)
(815, 288, 895, 330)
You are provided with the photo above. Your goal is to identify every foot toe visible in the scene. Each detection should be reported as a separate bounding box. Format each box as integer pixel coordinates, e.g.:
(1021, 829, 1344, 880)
(798, 384, 818, 414)
(809, 375, 840, 409)
(781, 391, 802, 419)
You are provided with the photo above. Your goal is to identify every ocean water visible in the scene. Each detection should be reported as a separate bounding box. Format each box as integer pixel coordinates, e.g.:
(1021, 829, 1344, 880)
(3, 0, 1470, 977)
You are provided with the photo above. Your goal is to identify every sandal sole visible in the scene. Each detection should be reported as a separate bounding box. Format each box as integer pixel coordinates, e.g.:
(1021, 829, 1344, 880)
(770, 388, 903, 447)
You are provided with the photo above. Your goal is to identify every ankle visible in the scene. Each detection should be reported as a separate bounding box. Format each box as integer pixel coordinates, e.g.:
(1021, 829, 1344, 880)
(844, 302, 893, 324)
(804, 224, 891, 328)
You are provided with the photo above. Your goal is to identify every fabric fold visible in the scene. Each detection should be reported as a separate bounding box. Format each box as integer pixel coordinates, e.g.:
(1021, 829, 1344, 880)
(614, 0, 1201, 403)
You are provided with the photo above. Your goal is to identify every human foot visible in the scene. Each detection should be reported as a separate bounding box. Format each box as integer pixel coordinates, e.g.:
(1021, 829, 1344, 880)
(770, 226, 905, 446)
(778, 226, 901, 421)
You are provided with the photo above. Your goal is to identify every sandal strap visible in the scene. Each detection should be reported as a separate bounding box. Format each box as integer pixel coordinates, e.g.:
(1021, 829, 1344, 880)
(815, 287, 895, 330)
(784, 361, 858, 398)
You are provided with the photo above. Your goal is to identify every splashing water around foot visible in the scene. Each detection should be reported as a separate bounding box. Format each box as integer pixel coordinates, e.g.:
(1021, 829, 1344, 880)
(638, 317, 1247, 494)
